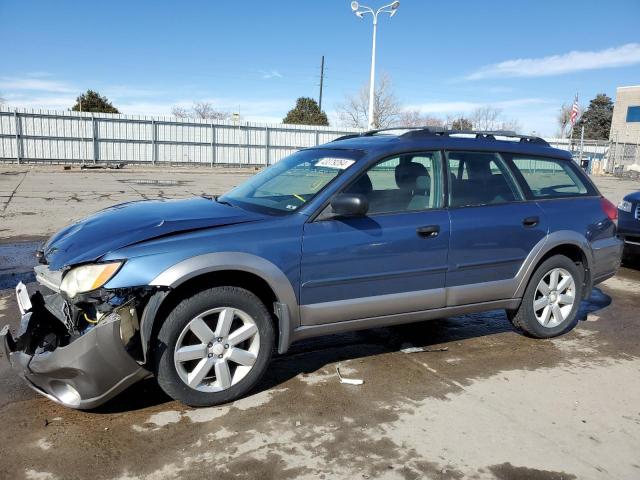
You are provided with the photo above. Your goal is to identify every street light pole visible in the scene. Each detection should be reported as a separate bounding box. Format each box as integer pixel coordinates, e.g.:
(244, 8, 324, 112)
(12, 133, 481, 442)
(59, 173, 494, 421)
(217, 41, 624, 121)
(367, 15, 377, 130)
(351, 1, 400, 130)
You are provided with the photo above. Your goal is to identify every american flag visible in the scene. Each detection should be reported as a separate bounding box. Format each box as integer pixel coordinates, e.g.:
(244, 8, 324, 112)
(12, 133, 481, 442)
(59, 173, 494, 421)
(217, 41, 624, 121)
(569, 95, 580, 127)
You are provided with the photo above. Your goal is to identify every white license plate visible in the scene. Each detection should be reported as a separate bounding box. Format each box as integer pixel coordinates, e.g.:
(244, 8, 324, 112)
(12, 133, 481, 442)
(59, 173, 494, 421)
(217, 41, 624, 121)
(15, 282, 32, 315)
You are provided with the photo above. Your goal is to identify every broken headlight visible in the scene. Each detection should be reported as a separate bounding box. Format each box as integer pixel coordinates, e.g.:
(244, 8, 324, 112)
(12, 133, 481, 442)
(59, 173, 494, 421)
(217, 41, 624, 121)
(60, 262, 123, 298)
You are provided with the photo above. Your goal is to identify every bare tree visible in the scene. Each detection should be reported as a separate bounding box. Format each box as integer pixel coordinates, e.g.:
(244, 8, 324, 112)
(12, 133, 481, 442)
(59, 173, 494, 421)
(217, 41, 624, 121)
(337, 73, 402, 129)
(171, 106, 190, 118)
(0, 93, 6, 106)
(557, 103, 572, 138)
(171, 102, 231, 121)
(192, 102, 231, 120)
(470, 106, 502, 130)
(395, 110, 444, 128)
(498, 118, 522, 133)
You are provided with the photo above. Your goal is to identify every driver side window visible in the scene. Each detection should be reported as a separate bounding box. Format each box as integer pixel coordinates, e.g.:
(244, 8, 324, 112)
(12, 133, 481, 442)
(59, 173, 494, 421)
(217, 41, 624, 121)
(344, 152, 442, 215)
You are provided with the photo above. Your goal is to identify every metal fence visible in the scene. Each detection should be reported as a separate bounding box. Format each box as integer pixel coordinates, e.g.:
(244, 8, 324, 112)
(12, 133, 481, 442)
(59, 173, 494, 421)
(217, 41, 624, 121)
(0, 108, 360, 166)
(2, 108, 639, 174)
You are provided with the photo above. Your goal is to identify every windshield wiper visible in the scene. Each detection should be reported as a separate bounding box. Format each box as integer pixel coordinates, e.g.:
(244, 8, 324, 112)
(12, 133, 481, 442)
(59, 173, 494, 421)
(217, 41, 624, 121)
(213, 195, 235, 207)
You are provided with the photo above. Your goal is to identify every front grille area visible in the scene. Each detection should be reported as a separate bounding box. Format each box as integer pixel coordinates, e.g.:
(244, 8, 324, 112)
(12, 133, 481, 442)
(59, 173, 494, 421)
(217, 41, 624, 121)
(635, 203, 640, 220)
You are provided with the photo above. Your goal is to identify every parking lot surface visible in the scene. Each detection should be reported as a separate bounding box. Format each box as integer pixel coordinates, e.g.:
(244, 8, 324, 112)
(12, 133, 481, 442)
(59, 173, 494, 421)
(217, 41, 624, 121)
(1, 165, 639, 480)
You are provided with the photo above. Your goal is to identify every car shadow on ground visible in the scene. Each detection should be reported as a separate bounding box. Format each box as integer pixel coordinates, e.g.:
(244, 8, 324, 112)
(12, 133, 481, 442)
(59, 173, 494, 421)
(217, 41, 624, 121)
(621, 256, 640, 271)
(94, 286, 613, 415)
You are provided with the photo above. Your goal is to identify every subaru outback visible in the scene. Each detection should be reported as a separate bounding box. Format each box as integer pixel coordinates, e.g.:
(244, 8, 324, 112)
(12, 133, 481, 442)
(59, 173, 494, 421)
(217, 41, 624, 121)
(1, 128, 622, 409)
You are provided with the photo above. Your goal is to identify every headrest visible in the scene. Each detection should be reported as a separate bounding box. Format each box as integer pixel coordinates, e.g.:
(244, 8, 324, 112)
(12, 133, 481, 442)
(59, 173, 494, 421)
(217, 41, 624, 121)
(415, 175, 429, 190)
(348, 173, 373, 195)
(395, 161, 428, 190)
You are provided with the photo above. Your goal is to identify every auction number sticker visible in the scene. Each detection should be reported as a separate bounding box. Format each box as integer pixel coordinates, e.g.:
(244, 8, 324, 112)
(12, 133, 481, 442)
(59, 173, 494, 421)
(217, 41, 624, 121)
(315, 158, 355, 170)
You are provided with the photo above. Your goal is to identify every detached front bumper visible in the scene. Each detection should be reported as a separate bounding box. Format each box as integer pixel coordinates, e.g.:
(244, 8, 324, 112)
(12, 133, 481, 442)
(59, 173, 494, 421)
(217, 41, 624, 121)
(1, 285, 149, 409)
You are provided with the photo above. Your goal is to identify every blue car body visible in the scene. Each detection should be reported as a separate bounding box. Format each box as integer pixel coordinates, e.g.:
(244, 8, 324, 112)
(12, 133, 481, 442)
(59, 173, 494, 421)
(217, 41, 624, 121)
(618, 190, 640, 257)
(2, 131, 624, 409)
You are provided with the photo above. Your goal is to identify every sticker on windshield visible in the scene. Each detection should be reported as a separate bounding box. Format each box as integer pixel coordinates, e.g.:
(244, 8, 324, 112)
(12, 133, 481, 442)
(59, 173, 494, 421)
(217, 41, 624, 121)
(315, 158, 355, 170)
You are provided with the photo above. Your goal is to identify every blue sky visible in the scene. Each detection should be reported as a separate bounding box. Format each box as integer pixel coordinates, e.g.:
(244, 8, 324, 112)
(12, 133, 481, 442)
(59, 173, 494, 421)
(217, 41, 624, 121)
(1, 0, 639, 136)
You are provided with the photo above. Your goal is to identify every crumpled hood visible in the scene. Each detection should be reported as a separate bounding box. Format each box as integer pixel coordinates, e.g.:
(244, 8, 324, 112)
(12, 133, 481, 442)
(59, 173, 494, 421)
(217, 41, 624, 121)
(42, 197, 265, 270)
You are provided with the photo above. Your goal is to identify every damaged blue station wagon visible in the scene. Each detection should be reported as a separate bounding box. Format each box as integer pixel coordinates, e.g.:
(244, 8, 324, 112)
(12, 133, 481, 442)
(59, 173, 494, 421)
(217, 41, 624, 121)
(2, 128, 623, 409)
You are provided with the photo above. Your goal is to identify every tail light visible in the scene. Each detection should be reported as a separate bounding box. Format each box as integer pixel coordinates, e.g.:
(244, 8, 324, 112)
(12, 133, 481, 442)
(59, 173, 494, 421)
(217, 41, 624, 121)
(601, 197, 618, 223)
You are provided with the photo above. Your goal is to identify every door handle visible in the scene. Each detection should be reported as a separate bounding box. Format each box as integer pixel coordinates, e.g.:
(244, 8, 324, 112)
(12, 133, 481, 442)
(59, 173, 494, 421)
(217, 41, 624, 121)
(522, 216, 540, 228)
(416, 225, 440, 238)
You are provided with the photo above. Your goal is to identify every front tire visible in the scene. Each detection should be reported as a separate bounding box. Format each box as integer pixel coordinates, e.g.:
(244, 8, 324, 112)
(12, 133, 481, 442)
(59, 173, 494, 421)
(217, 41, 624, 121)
(155, 286, 274, 407)
(509, 255, 584, 338)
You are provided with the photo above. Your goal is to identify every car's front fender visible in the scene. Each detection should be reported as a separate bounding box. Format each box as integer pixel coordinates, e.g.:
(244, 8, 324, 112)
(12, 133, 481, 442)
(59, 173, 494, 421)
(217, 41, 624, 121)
(140, 252, 300, 358)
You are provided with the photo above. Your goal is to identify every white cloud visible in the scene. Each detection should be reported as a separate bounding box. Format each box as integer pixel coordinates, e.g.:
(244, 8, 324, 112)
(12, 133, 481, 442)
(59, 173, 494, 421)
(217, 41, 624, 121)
(466, 43, 640, 80)
(26, 72, 54, 78)
(406, 97, 552, 114)
(0, 77, 75, 93)
(104, 85, 167, 98)
(260, 70, 283, 79)
(2, 94, 77, 110)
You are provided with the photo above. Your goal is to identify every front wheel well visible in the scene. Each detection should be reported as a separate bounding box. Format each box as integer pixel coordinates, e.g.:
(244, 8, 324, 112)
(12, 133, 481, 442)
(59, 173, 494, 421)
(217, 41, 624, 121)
(146, 270, 279, 365)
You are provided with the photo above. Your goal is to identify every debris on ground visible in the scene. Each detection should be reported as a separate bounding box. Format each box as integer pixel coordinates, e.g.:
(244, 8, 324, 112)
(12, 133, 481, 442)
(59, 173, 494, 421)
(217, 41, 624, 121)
(336, 367, 364, 385)
(400, 343, 449, 354)
(80, 163, 126, 170)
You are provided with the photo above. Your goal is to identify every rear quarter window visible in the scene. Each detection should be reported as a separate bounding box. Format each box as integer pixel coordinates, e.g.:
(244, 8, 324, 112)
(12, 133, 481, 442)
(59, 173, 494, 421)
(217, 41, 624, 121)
(511, 157, 589, 198)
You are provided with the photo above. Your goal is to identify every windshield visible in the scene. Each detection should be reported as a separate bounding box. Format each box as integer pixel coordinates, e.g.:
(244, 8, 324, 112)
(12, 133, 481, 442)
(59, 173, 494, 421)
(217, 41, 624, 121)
(220, 149, 364, 214)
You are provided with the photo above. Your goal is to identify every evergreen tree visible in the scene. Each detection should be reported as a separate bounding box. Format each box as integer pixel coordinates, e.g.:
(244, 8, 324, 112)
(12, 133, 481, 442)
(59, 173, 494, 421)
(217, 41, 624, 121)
(576, 93, 613, 140)
(451, 117, 473, 130)
(71, 90, 120, 113)
(283, 97, 329, 126)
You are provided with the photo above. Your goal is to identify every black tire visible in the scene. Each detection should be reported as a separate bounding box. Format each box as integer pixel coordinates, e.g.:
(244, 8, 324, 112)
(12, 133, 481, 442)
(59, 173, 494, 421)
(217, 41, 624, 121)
(508, 254, 584, 338)
(154, 286, 275, 407)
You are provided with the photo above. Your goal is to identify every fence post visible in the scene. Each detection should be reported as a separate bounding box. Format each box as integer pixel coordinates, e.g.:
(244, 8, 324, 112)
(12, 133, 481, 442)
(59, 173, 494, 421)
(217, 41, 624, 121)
(91, 115, 99, 164)
(13, 110, 22, 164)
(245, 124, 250, 165)
(265, 126, 270, 165)
(151, 120, 157, 165)
(211, 123, 216, 167)
(315, 129, 320, 146)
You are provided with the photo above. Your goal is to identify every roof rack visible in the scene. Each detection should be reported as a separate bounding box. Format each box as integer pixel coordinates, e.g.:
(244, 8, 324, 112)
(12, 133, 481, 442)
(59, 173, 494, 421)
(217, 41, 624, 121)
(331, 127, 431, 142)
(331, 127, 549, 147)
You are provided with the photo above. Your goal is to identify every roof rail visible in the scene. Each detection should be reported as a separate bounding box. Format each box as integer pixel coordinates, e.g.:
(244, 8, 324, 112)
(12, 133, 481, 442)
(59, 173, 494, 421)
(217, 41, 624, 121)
(400, 128, 550, 146)
(330, 133, 363, 142)
(330, 127, 426, 142)
(331, 127, 549, 147)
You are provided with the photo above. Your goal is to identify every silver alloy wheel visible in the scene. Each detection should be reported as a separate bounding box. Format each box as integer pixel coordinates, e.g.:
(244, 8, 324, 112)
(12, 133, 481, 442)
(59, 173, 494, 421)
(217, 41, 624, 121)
(173, 307, 260, 392)
(533, 267, 576, 328)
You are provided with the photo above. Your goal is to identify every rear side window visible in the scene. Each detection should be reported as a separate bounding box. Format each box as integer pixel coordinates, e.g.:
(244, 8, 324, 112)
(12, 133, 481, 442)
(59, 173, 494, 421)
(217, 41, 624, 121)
(511, 157, 588, 198)
(446, 151, 521, 208)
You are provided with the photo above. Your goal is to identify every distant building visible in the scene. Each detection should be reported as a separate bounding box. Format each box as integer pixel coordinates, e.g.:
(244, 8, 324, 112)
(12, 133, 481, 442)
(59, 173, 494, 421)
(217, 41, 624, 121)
(610, 85, 640, 144)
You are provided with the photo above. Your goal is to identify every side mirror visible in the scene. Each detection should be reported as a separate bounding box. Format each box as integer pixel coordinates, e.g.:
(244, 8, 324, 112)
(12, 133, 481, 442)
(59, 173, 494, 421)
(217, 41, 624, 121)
(330, 193, 369, 217)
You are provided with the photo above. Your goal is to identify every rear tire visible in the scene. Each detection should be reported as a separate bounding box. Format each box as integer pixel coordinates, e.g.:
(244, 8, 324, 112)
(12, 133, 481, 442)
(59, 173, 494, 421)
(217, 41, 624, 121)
(154, 286, 274, 407)
(508, 255, 583, 338)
